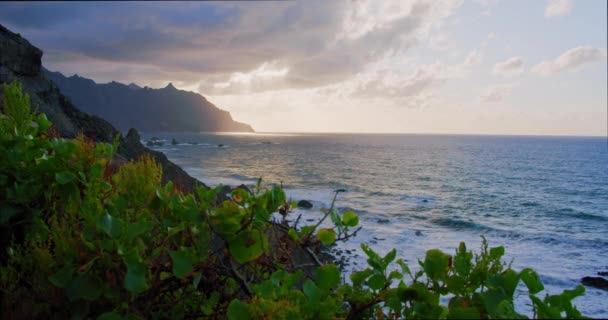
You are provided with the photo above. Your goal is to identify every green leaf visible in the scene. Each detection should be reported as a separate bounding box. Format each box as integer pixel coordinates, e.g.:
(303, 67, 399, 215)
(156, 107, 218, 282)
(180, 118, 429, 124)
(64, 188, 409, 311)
(100, 181, 113, 192)
(315, 264, 341, 291)
(170, 250, 194, 279)
(368, 274, 386, 291)
(489, 246, 505, 260)
(97, 212, 125, 239)
(330, 208, 341, 226)
(227, 299, 251, 320)
(342, 211, 359, 227)
(388, 270, 403, 281)
(350, 268, 372, 287)
(66, 273, 103, 301)
(55, 171, 77, 184)
(454, 242, 473, 277)
(97, 311, 123, 320)
(480, 288, 508, 316)
(303, 279, 321, 303)
(36, 113, 52, 131)
(123, 251, 147, 294)
(383, 248, 397, 265)
(521, 268, 544, 294)
(423, 249, 451, 281)
(361, 243, 384, 271)
(491, 269, 520, 298)
(229, 229, 268, 264)
(447, 307, 481, 319)
(317, 228, 336, 245)
(287, 228, 300, 242)
(126, 220, 153, 242)
(48, 265, 75, 289)
(397, 259, 412, 277)
(300, 225, 315, 236)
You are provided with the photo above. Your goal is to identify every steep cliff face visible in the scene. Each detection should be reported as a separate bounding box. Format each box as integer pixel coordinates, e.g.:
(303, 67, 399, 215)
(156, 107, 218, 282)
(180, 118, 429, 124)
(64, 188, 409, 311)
(0, 24, 203, 191)
(45, 70, 254, 133)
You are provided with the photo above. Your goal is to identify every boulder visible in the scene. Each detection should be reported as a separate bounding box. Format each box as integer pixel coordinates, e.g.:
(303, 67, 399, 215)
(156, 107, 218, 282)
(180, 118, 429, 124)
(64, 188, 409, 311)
(297, 200, 313, 209)
(581, 276, 608, 290)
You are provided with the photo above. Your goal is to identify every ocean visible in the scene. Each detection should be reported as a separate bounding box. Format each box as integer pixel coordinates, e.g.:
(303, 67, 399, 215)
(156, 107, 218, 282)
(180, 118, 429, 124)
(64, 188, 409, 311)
(144, 132, 608, 317)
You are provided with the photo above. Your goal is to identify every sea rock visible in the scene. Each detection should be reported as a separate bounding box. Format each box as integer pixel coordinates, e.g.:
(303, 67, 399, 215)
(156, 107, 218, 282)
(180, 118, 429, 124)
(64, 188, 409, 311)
(598, 271, 608, 277)
(218, 144, 224, 147)
(377, 218, 390, 224)
(581, 276, 608, 290)
(146, 140, 163, 146)
(297, 200, 313, 209)
(171, 138, 178, 145)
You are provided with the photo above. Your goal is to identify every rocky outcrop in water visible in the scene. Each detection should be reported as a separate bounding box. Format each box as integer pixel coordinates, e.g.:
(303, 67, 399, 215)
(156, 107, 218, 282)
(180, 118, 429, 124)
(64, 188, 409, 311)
(582, 275, 608, 291)
(297, 200, 314, 209)
(0, 23, 203, 192)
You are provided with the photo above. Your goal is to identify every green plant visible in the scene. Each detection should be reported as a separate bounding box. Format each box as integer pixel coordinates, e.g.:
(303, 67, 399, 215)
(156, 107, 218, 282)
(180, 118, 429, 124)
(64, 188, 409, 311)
(0, 81, 588, 319)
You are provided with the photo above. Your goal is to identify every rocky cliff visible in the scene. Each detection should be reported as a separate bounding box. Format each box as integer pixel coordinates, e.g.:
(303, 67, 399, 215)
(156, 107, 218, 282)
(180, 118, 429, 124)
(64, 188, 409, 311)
(45, 70, 254, 133)
(0, 24, 203, 192)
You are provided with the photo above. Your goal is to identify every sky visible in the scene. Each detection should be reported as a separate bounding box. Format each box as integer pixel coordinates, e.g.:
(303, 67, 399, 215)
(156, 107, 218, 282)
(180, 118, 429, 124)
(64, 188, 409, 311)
(1, 0, 606, 135)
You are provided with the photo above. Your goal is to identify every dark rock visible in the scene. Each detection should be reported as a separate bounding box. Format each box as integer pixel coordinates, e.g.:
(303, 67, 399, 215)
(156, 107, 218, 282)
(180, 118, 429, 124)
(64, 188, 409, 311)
(171, 138, 178, 145)
(0, 24, 42, 76)
(415, 230, 423, 236)
(146, 140, 163, 146)
(218, 144, 224, 147)
(581, 276, 608, 290)
(377, 218, 390, 224)
(598, 271, 608, 277)
(297, 200, 313, 209)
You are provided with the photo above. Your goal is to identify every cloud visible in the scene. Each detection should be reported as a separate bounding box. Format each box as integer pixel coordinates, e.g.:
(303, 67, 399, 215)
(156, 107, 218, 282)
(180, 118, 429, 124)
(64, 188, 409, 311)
(479, 83, 518, 102)
(464, 50, 483, 66)
(0, 0, 463, 97)
(492, 56, 524, 77)
(531, 46, 607, 76)
(351, 63, 446, 100)
(545, 0, 572, 17)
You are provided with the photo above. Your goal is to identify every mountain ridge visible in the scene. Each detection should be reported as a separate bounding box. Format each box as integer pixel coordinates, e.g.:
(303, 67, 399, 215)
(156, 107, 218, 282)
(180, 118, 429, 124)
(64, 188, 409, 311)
(44, 69, 254, 133)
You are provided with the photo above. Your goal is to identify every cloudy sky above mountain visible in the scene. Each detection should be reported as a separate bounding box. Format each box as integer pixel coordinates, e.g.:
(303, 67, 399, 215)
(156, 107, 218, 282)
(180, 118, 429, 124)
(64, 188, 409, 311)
(1, 0, 606, 135)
